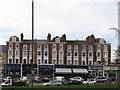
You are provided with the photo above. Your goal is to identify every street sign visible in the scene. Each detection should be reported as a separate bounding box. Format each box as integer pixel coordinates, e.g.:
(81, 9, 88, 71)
(31, 68, 36, 76)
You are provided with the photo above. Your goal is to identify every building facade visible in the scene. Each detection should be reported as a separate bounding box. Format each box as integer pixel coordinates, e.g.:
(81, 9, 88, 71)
(6, 33, 111, 65)
(5, 33, 111, 78)
(0, 45, 7, 77)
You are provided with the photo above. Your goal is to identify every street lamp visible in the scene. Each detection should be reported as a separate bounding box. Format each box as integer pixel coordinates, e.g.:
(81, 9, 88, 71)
(31, 0, 34, 88)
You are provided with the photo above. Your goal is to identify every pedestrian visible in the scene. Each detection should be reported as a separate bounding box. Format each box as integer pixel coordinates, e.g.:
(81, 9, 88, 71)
(26, 80, 30, 86)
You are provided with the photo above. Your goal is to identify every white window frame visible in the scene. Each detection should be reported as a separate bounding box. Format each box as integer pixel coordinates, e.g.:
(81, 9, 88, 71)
(59, 60, 63, 65)
(104, 45, 108, 51)
(60, 44, 63, 50)
(82, 45, 86, 51)
(53, 44, 56, 50)
(37, 44, 41, 49)
(89, 45, 93, 51)
(37, 59, 41, 65)
(74, 45, 78, 50)
(9, 44, 13, 49)
(23, 45, 27, 50)
(67, 45, 71, 50)
(16, 44, 19, 49)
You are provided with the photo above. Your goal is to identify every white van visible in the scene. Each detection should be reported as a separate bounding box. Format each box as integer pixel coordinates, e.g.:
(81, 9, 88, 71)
(55, 76, 65, 83)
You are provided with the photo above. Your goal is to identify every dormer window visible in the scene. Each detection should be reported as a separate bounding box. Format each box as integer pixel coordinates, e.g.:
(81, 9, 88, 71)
(99, 38, 104, 44)
(55, 38, 60, 43)
(12, 37, 16, 42)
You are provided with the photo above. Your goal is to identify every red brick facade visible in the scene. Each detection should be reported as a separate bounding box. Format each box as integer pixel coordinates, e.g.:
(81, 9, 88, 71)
(6, 34, 111, 66)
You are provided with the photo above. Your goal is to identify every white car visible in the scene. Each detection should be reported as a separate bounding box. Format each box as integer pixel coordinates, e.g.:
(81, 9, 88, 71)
(83, 79, 97, 84)
(43, 80, 62, 86)
(3, 76, 11, 81)
(1, 79, 12, 87)
(70, 77, 84, 82)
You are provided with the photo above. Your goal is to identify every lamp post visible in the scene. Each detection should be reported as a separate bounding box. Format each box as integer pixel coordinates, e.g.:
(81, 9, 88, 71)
(31, 0, 34, 88)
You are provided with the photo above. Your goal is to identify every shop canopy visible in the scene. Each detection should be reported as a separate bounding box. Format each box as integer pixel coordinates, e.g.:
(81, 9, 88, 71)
(73, 68, 88, 74)
(55, 68, 72, 74)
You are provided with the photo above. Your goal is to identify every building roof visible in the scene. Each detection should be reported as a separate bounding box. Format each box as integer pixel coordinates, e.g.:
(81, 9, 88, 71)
(66, 40, 94, 45)
(22, 39, 48, 44)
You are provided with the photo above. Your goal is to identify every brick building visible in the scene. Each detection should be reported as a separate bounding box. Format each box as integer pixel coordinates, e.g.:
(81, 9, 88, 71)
(4, 33, 111, 78)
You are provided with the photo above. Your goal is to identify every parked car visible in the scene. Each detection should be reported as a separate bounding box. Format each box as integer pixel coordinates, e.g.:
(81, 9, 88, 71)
(42, 80, 62, 86)
(1, 79, 12, 87)
(55, 76, 65, 83)
(94, 76, 107, 83)
(20, 76, 31, 82)
(42, 78, 49, 82)
(82, 79, 97, 84)
(3, 76, 11, 82)
(15, 80, 26, 86)
(69, 77, 84, 84)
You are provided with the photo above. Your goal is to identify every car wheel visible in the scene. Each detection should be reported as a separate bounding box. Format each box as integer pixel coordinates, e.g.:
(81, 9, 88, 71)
(86, 83, 89, 85)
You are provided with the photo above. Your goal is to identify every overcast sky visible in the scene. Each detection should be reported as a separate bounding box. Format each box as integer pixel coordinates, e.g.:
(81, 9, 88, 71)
(0, 0, 119, 58)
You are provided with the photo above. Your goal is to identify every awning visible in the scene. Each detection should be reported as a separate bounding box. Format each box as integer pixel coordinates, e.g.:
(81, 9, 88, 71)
(55, 68, 72, 74)
(73, 68, 88, 74)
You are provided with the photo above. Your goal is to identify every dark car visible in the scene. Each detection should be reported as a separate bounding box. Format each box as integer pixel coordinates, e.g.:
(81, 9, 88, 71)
(94, 76, 107, 83)
(16, 80, 26, 86)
